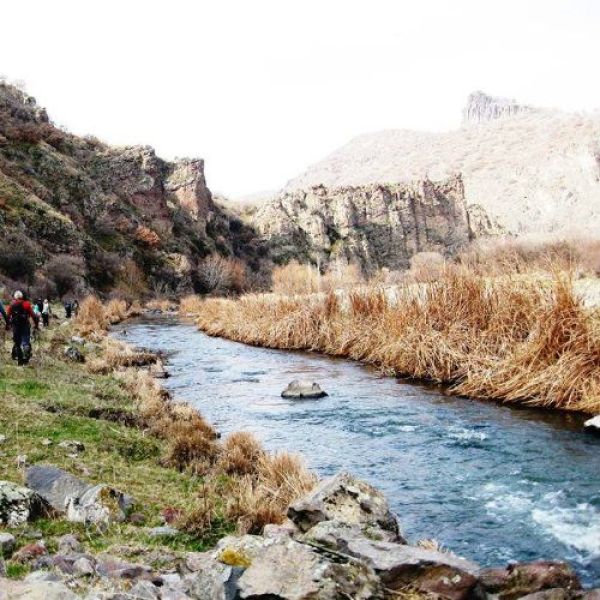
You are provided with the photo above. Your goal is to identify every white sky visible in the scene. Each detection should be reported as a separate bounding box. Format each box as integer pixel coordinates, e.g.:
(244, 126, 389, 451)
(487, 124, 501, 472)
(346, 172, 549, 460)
(1, 0, 599, 197)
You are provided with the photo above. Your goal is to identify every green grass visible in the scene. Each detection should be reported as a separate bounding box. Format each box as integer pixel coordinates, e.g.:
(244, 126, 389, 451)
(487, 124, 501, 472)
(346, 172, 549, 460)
(0, 327, 235, 561)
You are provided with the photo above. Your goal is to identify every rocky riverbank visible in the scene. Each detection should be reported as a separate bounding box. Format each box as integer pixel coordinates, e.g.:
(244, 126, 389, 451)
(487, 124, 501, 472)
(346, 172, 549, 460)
(1, 470, 597, 599)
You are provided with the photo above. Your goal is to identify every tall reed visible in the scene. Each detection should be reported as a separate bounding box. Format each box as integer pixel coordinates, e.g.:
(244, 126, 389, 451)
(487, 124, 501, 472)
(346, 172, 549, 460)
(197, 270, 600, 413)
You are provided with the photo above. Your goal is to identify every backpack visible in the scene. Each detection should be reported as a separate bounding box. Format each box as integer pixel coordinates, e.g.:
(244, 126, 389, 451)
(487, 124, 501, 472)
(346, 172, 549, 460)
(10, 301, 29, 327)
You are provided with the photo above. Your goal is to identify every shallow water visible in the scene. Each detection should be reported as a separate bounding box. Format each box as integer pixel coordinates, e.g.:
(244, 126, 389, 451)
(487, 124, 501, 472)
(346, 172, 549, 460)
(117, 317, 600, 585)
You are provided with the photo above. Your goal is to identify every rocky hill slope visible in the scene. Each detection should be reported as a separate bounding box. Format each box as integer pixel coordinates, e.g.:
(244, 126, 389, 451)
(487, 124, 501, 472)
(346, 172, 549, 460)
(284, 92, 600, 236)
(0, 83, 263, 297)
(255, 175, 475, 271)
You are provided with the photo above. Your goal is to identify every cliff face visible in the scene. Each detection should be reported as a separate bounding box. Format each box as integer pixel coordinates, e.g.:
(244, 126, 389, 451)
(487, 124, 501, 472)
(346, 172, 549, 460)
(284, 92, 600, 237)
(0, 83, 263, 296)
(254, 176, 471, 272)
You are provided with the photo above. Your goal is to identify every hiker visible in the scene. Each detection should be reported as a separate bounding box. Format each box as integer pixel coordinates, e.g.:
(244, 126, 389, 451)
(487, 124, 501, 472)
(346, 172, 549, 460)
(64, 300, 72, 319)
(42, 298, 51, 327)
(35, 298, 43, 314)
(6, 291, 39, 366)
(0, 298, 7, 325)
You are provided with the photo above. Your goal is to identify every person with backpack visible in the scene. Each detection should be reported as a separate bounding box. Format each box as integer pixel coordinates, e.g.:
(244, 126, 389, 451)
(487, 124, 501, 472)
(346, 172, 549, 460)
(6, 291, 39, 365)
(42, 298, 51, 327)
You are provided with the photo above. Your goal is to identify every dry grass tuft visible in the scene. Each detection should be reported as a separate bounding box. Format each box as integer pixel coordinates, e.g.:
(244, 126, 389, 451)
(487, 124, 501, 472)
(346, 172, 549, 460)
(179, 295, 204, 316)
(223, 452, 317, 534)
(196, 268, 600, 413)
(218, 432, 264, 476)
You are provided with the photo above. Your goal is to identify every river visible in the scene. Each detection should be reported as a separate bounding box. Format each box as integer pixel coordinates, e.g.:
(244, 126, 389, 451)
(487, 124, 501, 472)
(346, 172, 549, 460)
(116, 317, 600, 585)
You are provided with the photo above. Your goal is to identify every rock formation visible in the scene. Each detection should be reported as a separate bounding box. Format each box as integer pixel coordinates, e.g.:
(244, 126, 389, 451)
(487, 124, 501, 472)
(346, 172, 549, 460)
(0, 82, 265, 295)
(254, 175, 472, 272)
(283, 92, 600, 238)
(462, 90, 534, 125)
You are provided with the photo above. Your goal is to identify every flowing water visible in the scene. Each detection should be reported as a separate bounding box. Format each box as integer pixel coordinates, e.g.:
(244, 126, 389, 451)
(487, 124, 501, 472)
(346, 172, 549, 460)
(116, 317, 600, 585)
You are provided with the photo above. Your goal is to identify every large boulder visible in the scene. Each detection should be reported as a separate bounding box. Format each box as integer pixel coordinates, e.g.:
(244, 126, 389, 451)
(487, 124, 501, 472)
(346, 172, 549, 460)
(281, 380, 327, 399)
(26, 465, 90, 512)
(66, 484, 132, 526)
(287, 472, 401, 539)
(304, 523, 479, 600)
(479, 561, 582, 600)
(236, 537, 382, 599)
(0, 481, 48, 527)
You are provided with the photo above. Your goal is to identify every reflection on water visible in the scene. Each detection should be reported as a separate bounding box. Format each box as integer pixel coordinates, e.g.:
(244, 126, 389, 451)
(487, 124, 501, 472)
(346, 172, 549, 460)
(116, 317, 600, 585)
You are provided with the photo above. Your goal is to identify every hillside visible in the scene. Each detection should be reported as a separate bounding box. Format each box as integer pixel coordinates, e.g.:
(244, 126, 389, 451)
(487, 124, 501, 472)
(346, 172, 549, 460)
(284, 92, 600, 236)
(0, 83, 264, 298)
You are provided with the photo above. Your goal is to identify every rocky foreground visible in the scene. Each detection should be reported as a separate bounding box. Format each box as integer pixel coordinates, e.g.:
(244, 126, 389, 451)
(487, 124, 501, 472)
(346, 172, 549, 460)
(1, 468, 596, 599)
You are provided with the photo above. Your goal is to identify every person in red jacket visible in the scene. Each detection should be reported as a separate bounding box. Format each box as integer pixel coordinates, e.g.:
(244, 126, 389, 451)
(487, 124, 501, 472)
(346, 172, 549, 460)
(6, 290, 39, 365)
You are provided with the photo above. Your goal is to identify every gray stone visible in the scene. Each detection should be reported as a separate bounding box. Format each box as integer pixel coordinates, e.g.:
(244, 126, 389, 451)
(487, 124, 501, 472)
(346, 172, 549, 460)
(57, 440, 85, 453)
(24, 569, 64, 583)
(0, 557, 5, 577)
(214, 534, 272, 564)
(147, 526, 179, 538)
(287, 471, 400, 538)
(64, 346, 85, 363)
(58, 534, 82, 554)
(0, 580, 79, 599)
(0, 481, 49, 527)
(302, 518, 400, 549)
(70, 336, 86, 345)
(95, 554, 152, 579)
(73, 557, 95, 576)
(0, 434, 6, 444)
(128, 581, 160, 599)
(184, 553, 240, 600)
(0, 532, 16, 556)
(281, 380, 327, 399)
(237, 537, 382, 599)
(66, 484, 131, 526)
(26, 465, 91, 512)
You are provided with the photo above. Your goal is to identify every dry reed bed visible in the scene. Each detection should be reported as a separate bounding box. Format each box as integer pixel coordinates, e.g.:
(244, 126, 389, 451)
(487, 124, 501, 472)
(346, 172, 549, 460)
(196, 271, 600, 414)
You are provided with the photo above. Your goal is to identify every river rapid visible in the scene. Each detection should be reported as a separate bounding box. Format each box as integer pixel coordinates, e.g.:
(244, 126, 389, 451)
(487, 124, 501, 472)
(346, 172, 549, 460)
(116, 317, 600, 585)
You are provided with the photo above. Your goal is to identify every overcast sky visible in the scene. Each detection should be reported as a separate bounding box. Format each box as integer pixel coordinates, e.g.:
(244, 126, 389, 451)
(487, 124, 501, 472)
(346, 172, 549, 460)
(1, 0, 599, 197)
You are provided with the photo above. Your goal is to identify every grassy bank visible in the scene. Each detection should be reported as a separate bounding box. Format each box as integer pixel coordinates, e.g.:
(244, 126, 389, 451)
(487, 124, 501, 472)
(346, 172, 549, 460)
(0, 307, 315, 576)
(195, 270, 600, 414)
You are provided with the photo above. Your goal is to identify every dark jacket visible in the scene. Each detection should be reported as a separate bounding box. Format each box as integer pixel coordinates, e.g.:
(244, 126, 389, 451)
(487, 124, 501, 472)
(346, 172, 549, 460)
(0, 301, 6, 324)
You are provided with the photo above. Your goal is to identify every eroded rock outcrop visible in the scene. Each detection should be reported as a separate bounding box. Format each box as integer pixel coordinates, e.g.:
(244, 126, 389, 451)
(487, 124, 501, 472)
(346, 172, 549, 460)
(462, 90, 534, 125)
(255, 175, 471, 272)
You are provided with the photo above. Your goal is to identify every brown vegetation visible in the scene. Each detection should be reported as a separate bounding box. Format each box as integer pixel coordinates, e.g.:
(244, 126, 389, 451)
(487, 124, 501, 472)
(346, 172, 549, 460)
(197, 255, 248, 295)
(196, 268, 600, 414)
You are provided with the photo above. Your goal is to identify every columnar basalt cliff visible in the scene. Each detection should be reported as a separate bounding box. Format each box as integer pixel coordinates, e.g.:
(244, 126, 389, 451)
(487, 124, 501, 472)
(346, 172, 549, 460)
(0, 83, 264, 295)
(254, 175, 472, 271)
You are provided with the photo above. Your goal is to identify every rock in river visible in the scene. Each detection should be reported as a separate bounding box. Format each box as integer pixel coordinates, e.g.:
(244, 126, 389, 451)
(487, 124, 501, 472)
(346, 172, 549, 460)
(584, 415, 600, 434)
(281, 380, 328, 399)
